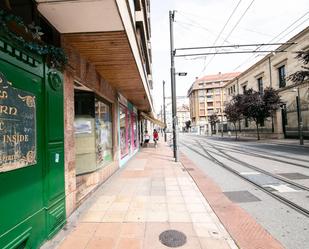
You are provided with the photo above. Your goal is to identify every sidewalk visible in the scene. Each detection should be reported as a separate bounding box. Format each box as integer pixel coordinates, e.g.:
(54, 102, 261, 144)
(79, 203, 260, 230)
(42, 140, 238, 249)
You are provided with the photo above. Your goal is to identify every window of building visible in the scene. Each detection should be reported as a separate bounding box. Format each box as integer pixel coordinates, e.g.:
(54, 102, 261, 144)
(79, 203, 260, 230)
(257, 77, 263, 94)
(228, 88, 230, 95)
(199, 90, 205, 96)
(242, 85, 247, 93)
(95, 99, 113, 166)
(233, 85, 236, 93)
(245, 118, 248, 127)
(200, 110, 205, 116)
(120, 105, 128, 158)
(74, 91, 113, 175)
(278, 65, 286, 88)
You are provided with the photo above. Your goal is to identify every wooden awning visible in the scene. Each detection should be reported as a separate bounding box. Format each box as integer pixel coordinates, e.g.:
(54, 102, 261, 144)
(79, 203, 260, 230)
(140, 112, 166, 128)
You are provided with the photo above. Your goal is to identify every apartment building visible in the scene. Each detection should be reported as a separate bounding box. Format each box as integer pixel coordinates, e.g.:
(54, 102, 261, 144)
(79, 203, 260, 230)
(225, 27, 309, 139)
(187, 72, 240, 134)
(0, 1, 160, 248)
(177, 104, 190, 131)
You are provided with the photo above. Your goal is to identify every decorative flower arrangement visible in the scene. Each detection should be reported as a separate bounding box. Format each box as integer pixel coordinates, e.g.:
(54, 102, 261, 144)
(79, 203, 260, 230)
(0, 10, 67, 71)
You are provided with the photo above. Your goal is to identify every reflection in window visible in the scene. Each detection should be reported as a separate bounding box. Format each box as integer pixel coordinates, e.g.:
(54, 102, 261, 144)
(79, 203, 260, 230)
(120, 106, 128, 157)
(95, 99, 113, 166)
(278, 65, 286, 88)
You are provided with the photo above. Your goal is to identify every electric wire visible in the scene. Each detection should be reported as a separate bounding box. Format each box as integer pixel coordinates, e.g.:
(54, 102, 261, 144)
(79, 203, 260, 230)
(203, 0, 256, 73)
(233, 11, 309, 71)
(200, 0, 243, 73)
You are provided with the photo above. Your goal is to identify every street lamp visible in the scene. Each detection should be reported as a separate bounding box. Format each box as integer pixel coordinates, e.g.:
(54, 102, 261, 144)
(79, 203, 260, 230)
(176, 72, 187, 76)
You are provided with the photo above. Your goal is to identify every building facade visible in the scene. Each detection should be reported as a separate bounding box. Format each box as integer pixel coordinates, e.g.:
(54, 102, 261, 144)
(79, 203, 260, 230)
(0, 1, 160, 248)
(225, 27, 309, 139)
(187, 72, 240, 134)
(177, 104, 190, 131)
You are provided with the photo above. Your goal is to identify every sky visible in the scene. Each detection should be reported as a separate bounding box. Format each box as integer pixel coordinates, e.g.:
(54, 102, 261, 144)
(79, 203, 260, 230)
(150, 0, 309, 114)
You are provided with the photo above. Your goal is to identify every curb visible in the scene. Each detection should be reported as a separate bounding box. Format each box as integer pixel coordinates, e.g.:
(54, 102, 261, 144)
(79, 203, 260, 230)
(179, 152, 285, 249)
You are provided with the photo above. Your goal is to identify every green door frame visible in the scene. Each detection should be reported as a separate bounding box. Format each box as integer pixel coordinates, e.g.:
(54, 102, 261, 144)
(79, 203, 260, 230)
(0, 35, 65, 249)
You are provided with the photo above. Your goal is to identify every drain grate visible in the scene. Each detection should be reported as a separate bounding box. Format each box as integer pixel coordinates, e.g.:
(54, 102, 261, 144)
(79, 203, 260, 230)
(159, 230, 187, 247)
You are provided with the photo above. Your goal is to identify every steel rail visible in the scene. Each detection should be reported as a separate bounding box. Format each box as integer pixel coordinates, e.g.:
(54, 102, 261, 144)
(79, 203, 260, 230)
(179, 139, 309, 218)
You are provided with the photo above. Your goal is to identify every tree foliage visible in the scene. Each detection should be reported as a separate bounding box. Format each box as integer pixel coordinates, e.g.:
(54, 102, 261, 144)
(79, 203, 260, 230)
(288, 50, 309, 83)
(185, 120, 191, 131)
(225, 88, 281, 140)
(225, 100, 241, 140)
(209, 113, 219, 134)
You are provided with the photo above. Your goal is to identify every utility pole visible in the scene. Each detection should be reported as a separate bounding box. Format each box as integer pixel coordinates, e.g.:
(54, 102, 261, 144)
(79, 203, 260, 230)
(163, 80, 167, 142)
(169, 10, 178, 162)
(296, 87, 304, 145)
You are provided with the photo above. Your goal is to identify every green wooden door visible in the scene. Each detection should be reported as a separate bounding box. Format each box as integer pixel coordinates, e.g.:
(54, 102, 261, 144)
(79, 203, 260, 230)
(0, 38, 65, 249)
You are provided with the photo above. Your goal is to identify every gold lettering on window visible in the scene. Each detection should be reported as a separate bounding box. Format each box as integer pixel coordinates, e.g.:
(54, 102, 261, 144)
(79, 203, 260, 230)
(0, 105, 17, 115)
(0, 90, 8, 99)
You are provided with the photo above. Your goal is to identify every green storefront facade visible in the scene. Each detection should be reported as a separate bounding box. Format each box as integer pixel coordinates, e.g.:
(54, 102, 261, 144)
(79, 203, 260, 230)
(0, 35, 66, 248)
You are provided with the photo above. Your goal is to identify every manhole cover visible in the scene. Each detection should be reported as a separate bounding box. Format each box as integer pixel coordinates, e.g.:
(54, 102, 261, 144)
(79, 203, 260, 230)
(159, 230, 187, 247)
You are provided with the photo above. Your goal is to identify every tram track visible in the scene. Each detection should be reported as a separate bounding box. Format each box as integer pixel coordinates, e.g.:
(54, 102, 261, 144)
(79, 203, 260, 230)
(195, 136, 309, 169)
(179, 139, 309, 218)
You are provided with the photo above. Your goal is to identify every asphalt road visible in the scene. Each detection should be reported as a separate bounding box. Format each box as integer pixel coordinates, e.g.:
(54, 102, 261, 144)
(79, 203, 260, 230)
(179, 133, 309, 249)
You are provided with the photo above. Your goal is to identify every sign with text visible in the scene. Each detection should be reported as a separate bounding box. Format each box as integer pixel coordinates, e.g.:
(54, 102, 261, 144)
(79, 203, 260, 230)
(0, 72, 36, 172)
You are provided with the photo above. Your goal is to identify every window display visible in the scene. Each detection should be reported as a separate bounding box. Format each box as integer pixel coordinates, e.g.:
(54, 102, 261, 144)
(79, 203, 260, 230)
(120, 105, 128, 157)
(132, 113, 138, 149)
(95, 99, 112, 166)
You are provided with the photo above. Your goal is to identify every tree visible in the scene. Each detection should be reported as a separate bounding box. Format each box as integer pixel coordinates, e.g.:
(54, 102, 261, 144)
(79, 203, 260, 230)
(185, 120, 191, 132)
(225, 101, 242, 140)
(242, 88, 281, 140)
(242, 89, 266, 140)
(288, 50, 309, 83)
(209, 113, 219, 135)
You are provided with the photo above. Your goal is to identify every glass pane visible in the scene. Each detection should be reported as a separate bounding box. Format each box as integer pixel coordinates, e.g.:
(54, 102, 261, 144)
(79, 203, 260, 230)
(120, 106, 128, 157)
(95, 99, 113, 166)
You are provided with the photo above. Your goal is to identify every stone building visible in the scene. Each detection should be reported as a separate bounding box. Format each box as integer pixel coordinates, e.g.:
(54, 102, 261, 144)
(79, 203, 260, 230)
(225, 27, 309, 139)
(0, 1, 162, 248)
(187, 72, 240, 134)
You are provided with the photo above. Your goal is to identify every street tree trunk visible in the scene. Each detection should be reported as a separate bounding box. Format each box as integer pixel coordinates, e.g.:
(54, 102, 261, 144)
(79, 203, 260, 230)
(256, 121, 260, 140)
(234, 122, 238, 140)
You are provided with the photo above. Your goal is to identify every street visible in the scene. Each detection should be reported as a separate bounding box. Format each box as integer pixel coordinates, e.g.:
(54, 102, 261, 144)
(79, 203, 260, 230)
(179, 134, 309, 249)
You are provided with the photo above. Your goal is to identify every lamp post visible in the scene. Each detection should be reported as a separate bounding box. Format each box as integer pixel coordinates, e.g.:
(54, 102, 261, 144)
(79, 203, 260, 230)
(169, 10, 187, 162)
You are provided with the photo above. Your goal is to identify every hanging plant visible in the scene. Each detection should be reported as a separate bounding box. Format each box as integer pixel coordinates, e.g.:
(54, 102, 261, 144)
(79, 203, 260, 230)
(0, 10, 67, 71)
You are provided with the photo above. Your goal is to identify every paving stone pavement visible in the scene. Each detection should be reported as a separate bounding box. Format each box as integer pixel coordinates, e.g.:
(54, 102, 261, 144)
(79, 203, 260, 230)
(45, 140, 239, 249)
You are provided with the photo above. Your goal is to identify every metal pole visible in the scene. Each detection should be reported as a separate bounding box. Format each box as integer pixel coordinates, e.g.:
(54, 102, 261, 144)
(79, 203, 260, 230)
(296, 88, 304, 145)
(169, 10, 178, 162)
(163, 80, 167, 142)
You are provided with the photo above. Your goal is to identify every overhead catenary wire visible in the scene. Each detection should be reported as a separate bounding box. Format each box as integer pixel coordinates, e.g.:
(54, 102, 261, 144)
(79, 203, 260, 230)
(203, 0, 256, 72)
(200, 0, 243, 73)
(233, 11, 309, 70)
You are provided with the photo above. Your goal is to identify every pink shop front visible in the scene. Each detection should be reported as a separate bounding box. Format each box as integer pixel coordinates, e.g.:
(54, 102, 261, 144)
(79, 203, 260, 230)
(118, 96, 139, 166)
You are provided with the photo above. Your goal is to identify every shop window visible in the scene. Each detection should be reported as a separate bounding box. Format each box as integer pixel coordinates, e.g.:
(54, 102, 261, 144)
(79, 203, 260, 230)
(120, 106, 128, 158)
(132, 113, 138, 149)
(74, 90, 113, 175)
(95, 99, 113, 166)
